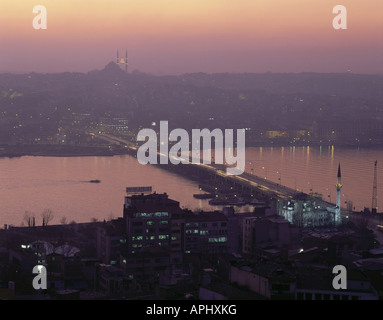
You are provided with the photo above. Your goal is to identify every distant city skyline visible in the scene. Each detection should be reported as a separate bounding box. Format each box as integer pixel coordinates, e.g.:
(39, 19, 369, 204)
(1, 0, 382, 74)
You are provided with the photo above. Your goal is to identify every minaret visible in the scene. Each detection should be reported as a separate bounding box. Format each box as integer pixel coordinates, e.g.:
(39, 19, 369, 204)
(335, 163, 342, 225)
(116, 49, 128, 72)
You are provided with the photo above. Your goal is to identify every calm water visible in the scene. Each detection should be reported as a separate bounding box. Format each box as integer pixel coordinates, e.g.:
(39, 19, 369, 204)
(0, 155, 206, 227)
(0, 146, 382, 227)
(245, 146, 383, 213)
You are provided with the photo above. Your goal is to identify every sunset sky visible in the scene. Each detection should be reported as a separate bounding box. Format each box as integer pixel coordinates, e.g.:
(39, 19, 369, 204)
(1, 0, 382, 74)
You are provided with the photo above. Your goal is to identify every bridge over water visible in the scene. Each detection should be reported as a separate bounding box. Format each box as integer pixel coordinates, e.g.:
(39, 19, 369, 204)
(89, 132, 328, 206)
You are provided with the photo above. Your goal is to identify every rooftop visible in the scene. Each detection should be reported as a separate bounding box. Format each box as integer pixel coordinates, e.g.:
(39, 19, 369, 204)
(184, 211, 228, 222)
(232, 259, 296, 280)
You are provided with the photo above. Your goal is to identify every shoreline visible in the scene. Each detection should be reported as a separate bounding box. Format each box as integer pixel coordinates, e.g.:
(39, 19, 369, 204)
(0, 144, 131, 159)
(1, 142, 383, 160)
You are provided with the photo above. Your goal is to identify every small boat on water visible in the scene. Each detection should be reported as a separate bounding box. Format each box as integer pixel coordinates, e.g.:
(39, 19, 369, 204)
(89, 180, 101, 183)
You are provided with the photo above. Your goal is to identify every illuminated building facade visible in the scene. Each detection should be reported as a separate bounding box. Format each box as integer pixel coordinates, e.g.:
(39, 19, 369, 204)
(123, 192, 184, 265)
(279, 164, 343, 227)
(279, 194, 336, 228)
(184, 211, 228, 257)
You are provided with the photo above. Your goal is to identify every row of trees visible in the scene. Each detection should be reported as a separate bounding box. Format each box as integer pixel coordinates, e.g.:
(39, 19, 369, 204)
(23, 209, 54, 227)
(22, 210, 116, 227)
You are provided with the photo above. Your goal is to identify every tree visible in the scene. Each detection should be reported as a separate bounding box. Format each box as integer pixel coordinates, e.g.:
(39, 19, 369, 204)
(60, 216, 67, 225)
(41, 209, 54, 226)
(23, 211, 35, 227)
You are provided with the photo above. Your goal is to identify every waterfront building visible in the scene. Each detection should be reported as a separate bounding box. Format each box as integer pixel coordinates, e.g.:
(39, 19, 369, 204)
(279, 193, 337, 228)
(279, 165, 343, 227)
(123, 192, 184, 265)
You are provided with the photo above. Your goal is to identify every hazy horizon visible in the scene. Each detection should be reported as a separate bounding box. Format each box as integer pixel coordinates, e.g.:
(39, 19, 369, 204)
(2, 61, 383, 77)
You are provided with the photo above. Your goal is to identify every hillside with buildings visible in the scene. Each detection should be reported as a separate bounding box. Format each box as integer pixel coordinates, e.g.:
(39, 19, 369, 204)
(1, 65, 383, 148)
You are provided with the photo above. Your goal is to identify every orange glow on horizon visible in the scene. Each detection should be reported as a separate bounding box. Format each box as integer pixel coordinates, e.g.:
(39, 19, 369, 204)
(1, 0, 382, 73)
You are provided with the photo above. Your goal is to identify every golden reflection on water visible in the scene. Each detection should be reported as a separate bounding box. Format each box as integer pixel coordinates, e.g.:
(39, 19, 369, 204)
(245, 145, 383, 213)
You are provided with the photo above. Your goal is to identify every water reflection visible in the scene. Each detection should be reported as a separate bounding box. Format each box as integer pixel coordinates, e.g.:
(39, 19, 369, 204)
(245, 146, 383, 213)
(0, 146, 382, 226)
(0, 155, 206, 226)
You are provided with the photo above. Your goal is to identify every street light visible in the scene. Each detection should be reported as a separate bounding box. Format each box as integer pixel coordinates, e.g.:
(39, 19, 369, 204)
(262, 166, 267, 180)
(246, 161, 255, 175)
(277, 170, 282, 185)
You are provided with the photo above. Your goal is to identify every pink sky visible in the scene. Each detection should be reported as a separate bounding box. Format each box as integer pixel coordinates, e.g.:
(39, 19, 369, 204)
(1, 0, 382, 74)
